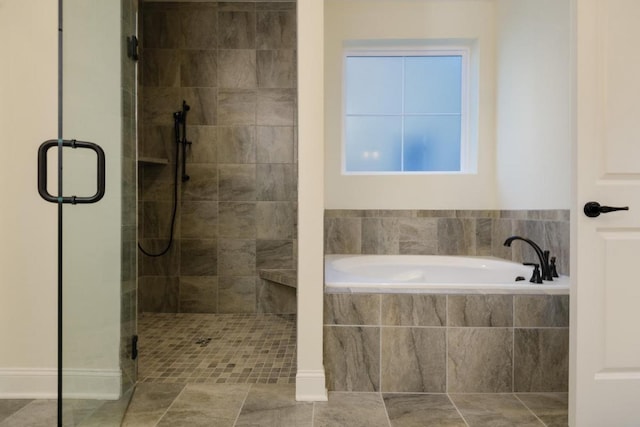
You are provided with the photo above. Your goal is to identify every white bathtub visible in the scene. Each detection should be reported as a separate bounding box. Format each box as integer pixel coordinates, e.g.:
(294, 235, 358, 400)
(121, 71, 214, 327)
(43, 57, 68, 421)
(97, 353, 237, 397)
(325, 255, 570, 294)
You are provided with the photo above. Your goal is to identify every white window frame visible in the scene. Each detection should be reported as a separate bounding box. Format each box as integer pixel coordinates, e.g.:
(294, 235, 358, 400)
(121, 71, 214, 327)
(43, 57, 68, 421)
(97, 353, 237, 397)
(342, 46, 471, 175)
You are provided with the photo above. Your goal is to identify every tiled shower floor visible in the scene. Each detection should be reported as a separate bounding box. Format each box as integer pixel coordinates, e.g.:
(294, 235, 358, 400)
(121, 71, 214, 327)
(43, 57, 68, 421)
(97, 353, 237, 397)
(138, 313, 297, 385)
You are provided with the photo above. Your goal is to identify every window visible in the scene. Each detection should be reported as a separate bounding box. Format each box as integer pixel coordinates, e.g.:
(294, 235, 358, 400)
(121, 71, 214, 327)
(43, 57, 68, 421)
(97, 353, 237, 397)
(343, 48, 469, 174)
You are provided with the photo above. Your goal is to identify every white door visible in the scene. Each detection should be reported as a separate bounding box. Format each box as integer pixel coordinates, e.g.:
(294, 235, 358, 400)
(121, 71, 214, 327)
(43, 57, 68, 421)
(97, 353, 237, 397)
(574, 0, 640, 425)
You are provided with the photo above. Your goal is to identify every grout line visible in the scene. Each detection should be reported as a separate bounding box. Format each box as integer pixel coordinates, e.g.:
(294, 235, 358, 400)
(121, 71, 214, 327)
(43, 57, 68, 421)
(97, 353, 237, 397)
(311, 401, 316, 427)
(231, 383, 252, 427)
(153, 383, 188, 427)
(514, 393, 548, 426)
(379, 393, 392, 427)
(512, 295, 516, 393)
(445, 294, 449, 393)
(447, 394, 471, 427)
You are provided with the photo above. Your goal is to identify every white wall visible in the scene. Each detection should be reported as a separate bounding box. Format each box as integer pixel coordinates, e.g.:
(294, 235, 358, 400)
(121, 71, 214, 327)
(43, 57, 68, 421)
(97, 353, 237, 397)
(0, 0, 123, 398)
(324, 0, 572, 210)
(296, 0, 328, 401)
(495, 0, 571, 209)
(0, 0, 59, 397)
(324, 0, 498, 209)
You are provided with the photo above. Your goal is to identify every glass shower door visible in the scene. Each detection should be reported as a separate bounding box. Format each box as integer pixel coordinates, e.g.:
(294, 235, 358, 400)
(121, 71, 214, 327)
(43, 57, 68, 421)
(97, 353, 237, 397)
(56, 0, 137, 425)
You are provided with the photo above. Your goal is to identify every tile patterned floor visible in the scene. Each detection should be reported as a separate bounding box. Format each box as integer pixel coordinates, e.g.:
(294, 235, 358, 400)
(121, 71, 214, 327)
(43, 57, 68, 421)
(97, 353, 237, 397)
(138, 313, 297, 385)
(0, 387, 568, 426)
(0, 314, 569, 426)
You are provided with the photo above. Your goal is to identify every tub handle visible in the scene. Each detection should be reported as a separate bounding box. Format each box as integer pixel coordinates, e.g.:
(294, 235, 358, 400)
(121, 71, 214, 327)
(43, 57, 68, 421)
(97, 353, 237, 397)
(523, 263, 542, 284)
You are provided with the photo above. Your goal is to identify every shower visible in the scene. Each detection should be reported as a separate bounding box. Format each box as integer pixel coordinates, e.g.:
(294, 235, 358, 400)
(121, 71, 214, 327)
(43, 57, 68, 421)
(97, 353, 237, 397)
(136, 0, 298, 385)
(138, 100, 191, 258)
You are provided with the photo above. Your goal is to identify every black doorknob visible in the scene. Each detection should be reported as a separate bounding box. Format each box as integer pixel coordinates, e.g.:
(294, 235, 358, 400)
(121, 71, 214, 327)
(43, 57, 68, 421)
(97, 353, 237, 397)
(583, 201, 629, 218)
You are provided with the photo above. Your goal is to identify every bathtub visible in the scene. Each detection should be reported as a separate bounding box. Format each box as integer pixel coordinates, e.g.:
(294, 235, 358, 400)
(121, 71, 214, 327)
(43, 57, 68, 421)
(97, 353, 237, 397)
(325, 254, 570, 294)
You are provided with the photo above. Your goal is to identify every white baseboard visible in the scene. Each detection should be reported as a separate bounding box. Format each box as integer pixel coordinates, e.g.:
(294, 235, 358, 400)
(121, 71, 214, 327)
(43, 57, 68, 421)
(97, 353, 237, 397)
(295, 369, 328, 401)
(0, 368, 121, 400)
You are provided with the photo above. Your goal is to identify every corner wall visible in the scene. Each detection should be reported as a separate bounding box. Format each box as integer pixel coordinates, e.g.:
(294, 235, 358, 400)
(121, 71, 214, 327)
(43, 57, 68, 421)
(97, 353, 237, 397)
(0, 0, 58, 396)
(495, 0, 571, 209)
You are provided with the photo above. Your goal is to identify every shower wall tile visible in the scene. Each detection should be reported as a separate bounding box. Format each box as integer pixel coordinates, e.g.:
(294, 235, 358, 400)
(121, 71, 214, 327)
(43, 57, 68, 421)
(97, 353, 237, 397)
(416, 209, 456, 218)
(448, 328, 513, 393)
(256, 11, 296, 49)
(217, 126, 256, 163)
(476, 218, 493, 256)
(323, 326, 380, 391)
(218, 276, 256, 313)
(181, 87, 217, 125)
(514, 328, 569, 392)
(139, 276, 179, 313)
(256, 126, 294, 163)
(256, 240, 293, 269)
(381, 295, 446, 326)
(381, 327, 446, 392)
(256, 50, 296, 88)
(179, 3, 218, 49)
(324, 294, 380, 326)
(218, 202, 256, 238)
(143, 87, 182, 126)
(142, 5, 181, 49)
(217, 50, 257, 88)
(142, 49, 180, 87)
(398, 217, 437, 255)
(180, 50, 217, 87)
(256, 164, 295, 201)
(257, 89, 295, 126)
(181, 164, 218, 201)
(544, 220, 570, 275)
(142, 201, 178, 239)
(218, 2, 255, 13)
(140, 125, 174, 162)
(218, 239, 256, 276)
(181, 239, 218, 276)
(437, 218, 476, 255)
(140, 1, 298, 314)
(256, 202, 294, 239)
(256, 2, 296, 11)
(362, 218, 399, 254)
(219, 164, 257, 201)
(180, 276, 218, 313)
(448, 295, 513, 327)
(181, 201, 218, 239)
(186, 126, 218, 164)
(456, 210, 499, 218)
(324, 217, 361, 254)
(139, 239, 180, 276)
(514, 295, 570, 327)
(256, 277, 296, 314)
(217, 89, 257, 125)
(511, 220, 545, 265)
(140, 164, 176, 201)
(218, 11, 256, 49)
(490, 218, 514, 260)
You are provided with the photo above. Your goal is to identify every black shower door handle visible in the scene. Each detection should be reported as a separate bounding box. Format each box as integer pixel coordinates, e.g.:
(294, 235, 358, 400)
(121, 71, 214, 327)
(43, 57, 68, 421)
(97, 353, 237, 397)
(38, 139, 106, 204)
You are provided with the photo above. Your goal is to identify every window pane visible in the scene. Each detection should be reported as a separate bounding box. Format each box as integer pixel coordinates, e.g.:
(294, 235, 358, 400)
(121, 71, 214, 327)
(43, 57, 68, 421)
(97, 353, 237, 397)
(345, 116, 402, 172)
(404, 56, 462, 114)
(345, 56, 403, 115)
(403, 115, 461, 171)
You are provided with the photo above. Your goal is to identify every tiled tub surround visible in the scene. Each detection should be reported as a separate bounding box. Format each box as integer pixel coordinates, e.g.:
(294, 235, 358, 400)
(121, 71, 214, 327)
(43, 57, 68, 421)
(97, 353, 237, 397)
(323, 293, 569, 393)
(138, 1, 298, 314)
(325, 209, 570, 275)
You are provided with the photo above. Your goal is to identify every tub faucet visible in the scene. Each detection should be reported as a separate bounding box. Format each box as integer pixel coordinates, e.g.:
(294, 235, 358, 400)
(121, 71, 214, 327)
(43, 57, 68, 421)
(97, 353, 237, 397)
(503, 236, 553, 281)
